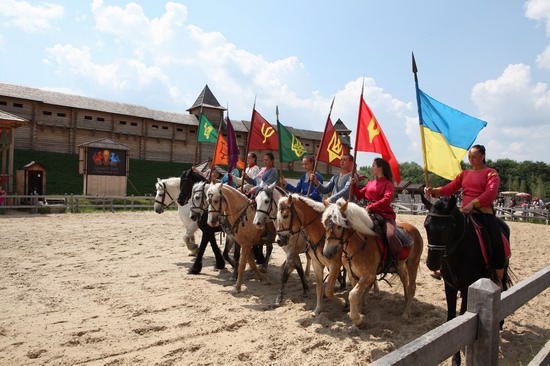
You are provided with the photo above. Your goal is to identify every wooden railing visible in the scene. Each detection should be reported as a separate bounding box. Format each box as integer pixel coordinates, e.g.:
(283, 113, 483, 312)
(494, 206, 549, 225)
(0, 194, 173, 213)
(370, 265, 550, 366)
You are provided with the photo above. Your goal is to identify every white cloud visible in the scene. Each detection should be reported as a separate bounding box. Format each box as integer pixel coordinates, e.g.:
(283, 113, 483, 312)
(0, 0, 63, 32)
(526, 0, 550, 69)
(471, 64, 550, 161)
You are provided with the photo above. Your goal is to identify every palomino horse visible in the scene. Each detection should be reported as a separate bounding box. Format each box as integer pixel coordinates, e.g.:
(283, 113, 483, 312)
(254, 182, 311, 306)
(421, 195, 511, 366)
(322, 200, 423, 327)
(276, 194, 345, 316)
(154, 177, 198, 256)
(207, 183, 269, 294)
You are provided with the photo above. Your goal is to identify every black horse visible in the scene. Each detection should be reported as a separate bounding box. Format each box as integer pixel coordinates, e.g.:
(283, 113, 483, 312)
(421, 194, 512, 366)
(177, 169, 226, 274)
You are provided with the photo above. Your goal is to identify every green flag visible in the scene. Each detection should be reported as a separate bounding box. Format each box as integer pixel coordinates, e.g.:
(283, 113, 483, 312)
(197, 114, 218, 143)
(277, 120, 306, 162)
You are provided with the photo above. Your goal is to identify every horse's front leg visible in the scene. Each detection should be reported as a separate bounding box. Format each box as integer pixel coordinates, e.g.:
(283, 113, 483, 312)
(444, 284, 462, 366)
(348, 271, 376, 328)
(310, 256, 325, 317)
(231, 245, 248, 294)
(223, 236, 235, 268)
(183, 222, 199, 256)
(396, 261, 412, 318)
(275, 259, 291, 307)
(247, 244, 269, 285)
(325, 259, 346, 309)
(292, 253, 309, 299)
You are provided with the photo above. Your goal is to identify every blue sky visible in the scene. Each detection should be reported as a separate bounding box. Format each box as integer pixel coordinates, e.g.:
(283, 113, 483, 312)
(1, 0, 549, 168)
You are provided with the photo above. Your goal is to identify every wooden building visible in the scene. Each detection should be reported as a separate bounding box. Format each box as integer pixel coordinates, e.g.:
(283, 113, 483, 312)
(0, 82, 351, 177)
(0, 110, 28, 192)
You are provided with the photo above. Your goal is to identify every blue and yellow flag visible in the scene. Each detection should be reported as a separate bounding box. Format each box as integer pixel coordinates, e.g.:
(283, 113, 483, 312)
(416, 87, 487, 180)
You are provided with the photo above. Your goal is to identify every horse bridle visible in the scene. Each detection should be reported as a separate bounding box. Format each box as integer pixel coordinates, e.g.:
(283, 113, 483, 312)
(255, 189, 278, 221)
(277, 201, 325, 257)
(207, 187, 251, 235)
(189, 183, 207, 217)
(155, 182, 176, 209)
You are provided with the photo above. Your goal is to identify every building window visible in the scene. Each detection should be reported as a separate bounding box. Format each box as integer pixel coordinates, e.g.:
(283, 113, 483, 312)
(84, 115, 92, 120)
(152, 124, 159, 129)
(42, 111, 52, 116)
(130, 122, 137, 126)
(237, 134, 242, 138)
(176, 128, 183, 132)
(190, 129, 195, 134)
(305, 143, 310, 147)
(57, 112, 66, 117)
(0, 101, 7, 106)
(14, 103, 23, 108)
(119, 121, 127, 125)
(97, 117, 105, 122)
(162, 126, 168, 130)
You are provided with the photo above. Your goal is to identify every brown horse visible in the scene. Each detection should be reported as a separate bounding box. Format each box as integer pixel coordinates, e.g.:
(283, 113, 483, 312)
(206, 183, 268, 294)
(322, 200, 423, 327)
(276, 194, 346, 316)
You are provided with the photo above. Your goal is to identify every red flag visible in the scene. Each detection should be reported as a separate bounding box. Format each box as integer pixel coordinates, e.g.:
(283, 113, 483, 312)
(247, 109, 278, 150)
(317, 116, 348, 167)
(212, 133, 245, 169)
(356, 96, 401, 183)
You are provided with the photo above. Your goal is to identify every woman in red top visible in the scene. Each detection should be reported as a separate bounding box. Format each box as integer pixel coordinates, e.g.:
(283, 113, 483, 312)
(351, 157, 400, 271)
(424, 145, 505, 287)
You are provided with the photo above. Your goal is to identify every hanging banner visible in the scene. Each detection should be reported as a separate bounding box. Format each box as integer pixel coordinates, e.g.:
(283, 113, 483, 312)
(86, 147, 127, 176)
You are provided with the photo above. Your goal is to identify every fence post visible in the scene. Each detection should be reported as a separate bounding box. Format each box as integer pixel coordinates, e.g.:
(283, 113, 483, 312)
(465, 278, 501, 366)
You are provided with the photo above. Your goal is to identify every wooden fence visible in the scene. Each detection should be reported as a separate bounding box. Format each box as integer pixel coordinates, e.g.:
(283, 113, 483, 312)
(0, 194, 167, 213)
(494, 206, 550, 225)
(371, 265, 550, 365)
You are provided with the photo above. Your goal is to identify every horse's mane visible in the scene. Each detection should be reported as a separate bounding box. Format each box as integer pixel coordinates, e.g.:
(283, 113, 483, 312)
(291, 194, 325, 213)
(322, 198, 376, 236)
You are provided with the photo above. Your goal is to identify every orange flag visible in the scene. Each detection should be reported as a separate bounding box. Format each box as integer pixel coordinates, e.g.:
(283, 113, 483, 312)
(247, 109, 278, 150)
(317, 116, 348, 167)
(212, 134, 245, 169)
(355, 96, 401, 183)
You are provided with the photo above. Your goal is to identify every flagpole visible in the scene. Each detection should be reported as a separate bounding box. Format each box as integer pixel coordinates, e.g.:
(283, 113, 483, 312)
(348, 79, 365, 201)
(210, 107, 225, 182)
(275, 105, 285, 183)
(193, 104, 204, 165)
(412, 52, 431, 188)
(308, 96, 335, 196)
(241, 95, 256, 192)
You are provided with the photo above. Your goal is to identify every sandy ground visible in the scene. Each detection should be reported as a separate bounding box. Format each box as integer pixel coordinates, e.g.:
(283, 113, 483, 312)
(0, 211, 548, 366)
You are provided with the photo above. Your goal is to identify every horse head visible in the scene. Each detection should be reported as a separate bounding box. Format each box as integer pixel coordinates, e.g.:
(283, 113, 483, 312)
(253, 181, 280, 228)
(206, 182, 225, 227)
(275, 195, 295, 246)
(322, 202, 349, 259)
(423, 195, 459, 271)
(154, 177, 179, 214)
(178, 169, 206, 206)
(189, 181, 209, 222)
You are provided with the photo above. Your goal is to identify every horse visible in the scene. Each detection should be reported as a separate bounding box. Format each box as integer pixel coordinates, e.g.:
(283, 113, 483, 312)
(154, 177, 198, 256)
(254, 182, 311, 306)
(276, 194, 346, 316)
(175, 170, 226, 274)
(189, 181, 238, 270)
(321, 199, 424, 327)
(206, 183, 269, 294)
(421, 194, 512, 366)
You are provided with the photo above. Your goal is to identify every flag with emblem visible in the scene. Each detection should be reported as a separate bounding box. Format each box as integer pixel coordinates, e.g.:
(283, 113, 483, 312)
(317, 115, 348, 167)
(355, 95, 401, 183)
(277, 118, 306, 163)
(197, 114, 218, 143)
(212, 119, 245, 170)
(247, 109, 278, 150)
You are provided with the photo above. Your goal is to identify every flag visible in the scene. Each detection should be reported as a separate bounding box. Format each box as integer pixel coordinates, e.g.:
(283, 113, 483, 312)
(247, 109, 278, 150)
(212, 119, 245, 170)
(416, 87, 487, 180)
(197, 114, 218, 143)
(317, 116, 348, 167)
(277, 120, 306, 162)
(356, 96, 401, 183)
(225, 117, 241, 173)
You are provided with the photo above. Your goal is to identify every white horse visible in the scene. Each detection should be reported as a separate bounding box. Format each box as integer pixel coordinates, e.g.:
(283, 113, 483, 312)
(254, 182, 311, 306)
(154, 177, 198, 256)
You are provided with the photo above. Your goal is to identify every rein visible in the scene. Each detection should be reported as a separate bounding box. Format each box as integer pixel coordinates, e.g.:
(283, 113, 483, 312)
(209, 187, 251, 236)
(327, 220, 366, 281)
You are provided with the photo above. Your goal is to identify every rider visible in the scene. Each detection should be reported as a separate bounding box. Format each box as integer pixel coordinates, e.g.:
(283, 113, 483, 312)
(424, 144, 505, 288)
(311, 153, 356, 206)
(279, 155, 323, 202)
(351, 157, 400, 272)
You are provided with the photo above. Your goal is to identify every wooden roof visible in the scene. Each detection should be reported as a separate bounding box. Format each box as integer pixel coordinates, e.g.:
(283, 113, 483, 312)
(0, 109, 28, 128)
(186, 84, 226, 112)
(78, 138, 130, 150)
(0, 83, 198, 126)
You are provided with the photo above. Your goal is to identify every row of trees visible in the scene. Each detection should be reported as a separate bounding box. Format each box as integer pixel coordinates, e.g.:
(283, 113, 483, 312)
(359, 159, 550, 199)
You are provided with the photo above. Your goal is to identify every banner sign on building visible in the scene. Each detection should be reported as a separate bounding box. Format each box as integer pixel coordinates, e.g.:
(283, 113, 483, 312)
(86, 147, 126, 176)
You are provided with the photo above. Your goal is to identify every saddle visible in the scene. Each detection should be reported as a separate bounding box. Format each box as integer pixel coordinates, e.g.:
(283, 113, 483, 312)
(468, 214, 511, 267)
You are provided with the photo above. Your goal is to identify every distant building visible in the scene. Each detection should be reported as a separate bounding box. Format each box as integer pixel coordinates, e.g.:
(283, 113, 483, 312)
(0, 82, 352, 174)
